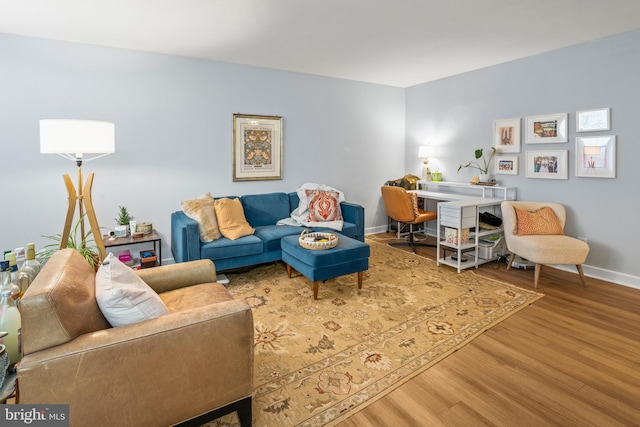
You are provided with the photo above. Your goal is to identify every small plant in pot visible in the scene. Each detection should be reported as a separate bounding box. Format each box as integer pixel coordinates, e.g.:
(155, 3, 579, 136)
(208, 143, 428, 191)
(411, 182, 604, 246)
(457, 147, 497, 182)
(115, 206, 133, 235)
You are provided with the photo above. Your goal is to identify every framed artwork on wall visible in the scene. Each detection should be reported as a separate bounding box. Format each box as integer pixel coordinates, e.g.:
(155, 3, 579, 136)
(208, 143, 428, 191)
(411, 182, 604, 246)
(232, 114, 283, 181)
(525, 150, 568, 179)
(493, 118, 521, 153)
(495, 156, 518, 175)
(576, 108, 611, 132)
(575, 135, 616, 178)
(525, 113, 568, 144)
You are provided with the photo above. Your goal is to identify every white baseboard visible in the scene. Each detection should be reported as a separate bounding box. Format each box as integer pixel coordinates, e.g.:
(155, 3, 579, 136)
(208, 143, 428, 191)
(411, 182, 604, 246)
(553, 264, 640, 290)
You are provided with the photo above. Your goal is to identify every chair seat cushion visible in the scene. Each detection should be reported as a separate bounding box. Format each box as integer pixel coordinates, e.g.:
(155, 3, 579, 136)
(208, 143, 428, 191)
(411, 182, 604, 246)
(508, 235, 589, 265)
(160, 282, 234, 312)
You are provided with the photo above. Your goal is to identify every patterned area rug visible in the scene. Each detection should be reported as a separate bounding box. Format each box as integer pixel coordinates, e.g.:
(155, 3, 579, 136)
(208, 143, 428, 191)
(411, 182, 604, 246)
(207, 239, 543, 426)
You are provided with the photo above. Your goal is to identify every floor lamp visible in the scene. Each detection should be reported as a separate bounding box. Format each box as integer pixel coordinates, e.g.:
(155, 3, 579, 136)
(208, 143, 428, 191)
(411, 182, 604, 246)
(40, 119, 115, 263)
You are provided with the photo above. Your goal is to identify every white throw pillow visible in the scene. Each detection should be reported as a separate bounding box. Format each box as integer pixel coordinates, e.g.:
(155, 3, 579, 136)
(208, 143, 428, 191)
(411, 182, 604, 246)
(96, 253, 169, 327)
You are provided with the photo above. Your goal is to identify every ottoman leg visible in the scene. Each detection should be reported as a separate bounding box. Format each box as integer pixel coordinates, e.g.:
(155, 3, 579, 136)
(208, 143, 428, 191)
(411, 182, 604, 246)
(286, 264, 293, 278)
(357, 271, 363, 289)
(313, 282, 320, 300)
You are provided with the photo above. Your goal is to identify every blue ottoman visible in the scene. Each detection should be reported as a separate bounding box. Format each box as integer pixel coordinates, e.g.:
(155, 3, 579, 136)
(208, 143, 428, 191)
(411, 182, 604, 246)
(281, 234, 370, 300)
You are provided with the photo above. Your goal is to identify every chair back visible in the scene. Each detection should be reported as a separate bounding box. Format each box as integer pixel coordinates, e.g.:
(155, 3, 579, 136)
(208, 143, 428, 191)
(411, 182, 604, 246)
(381, 186, 416, 223)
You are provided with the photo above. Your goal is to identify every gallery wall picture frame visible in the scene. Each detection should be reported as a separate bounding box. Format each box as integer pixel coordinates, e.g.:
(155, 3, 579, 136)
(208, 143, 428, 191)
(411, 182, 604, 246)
(496, 156, 519, 175)
(493, 118, 521, 153)
(575, 135, 616, 178)
(576, 108, 611, 132)
(232, 113, 283, 181)
(525, 150, 568, 179)
(525, 113, 568, 144)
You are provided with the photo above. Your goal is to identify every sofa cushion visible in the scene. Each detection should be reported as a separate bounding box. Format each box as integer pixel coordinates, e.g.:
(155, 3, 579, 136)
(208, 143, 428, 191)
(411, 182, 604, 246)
(201, 234, 264, 261)
(253, 224, 304, 252)
(515, 206, 564, 236)
(241, 192, 291, 227)
(180, 192, 221, 242)
(214, 197, 255, 240)
(96, 253, 170, 327)
(20, 249, 110, 356)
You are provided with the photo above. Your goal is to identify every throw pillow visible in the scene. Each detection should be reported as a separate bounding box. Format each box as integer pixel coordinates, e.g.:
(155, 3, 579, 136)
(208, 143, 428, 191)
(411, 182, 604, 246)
(180, 192, 221, 242)
(306, 189, 344, 222)
(515, 206, 564, 236)
(95, 253, 169, 327)
(214, 197, 255, 240)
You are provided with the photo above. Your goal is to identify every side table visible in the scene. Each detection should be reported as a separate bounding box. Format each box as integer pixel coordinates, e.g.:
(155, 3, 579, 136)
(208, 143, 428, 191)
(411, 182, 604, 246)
(103, 230, 162, 266)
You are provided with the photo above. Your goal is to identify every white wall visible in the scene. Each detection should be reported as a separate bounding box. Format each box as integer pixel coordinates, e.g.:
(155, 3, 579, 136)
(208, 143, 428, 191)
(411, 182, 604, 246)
(406, 30, 640, 287)
(0, 34, 405, 261)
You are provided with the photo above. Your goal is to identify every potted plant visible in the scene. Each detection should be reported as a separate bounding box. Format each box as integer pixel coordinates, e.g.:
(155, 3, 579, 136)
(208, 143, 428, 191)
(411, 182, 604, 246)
(38, 214, 101, 270)
(115, 206, 133, 236)
(457, 147, 497, 182)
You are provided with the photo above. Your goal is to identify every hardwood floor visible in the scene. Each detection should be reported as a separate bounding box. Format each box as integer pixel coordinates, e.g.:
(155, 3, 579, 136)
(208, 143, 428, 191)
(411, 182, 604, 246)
(338, 233, 640, 427)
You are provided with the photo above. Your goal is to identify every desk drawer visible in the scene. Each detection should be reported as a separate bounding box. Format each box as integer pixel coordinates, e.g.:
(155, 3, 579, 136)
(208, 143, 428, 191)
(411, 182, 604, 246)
(439, 205, 476, 228)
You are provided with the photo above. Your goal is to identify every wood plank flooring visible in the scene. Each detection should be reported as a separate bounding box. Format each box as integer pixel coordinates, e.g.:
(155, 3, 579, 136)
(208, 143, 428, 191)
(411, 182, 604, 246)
(337, 233, 640, 427)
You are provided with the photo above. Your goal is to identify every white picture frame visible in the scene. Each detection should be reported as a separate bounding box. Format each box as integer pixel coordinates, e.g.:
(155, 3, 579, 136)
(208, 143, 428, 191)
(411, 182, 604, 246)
(496, 156, 518, 175)
(576, 108, 611, 132)
(493, 118, 521, 153)
(525, 113, 568, 144)
(526, 150, 568, 179)
(575, 136, 616, 178)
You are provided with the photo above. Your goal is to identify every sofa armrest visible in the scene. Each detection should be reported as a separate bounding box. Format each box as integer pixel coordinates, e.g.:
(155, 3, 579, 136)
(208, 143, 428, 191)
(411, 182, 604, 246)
(341, 201, 365, 241)
(136, 259, 216, 293)
(17, 299, 253, 426)
(171, 211, 202, 262)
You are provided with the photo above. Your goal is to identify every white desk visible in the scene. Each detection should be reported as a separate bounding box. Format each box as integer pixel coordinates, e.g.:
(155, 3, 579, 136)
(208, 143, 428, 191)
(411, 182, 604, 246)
(412, 182, 516, 273)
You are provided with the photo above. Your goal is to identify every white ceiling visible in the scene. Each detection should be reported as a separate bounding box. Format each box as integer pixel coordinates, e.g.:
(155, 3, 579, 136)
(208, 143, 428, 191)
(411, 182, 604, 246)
(3, 0, 640, 88)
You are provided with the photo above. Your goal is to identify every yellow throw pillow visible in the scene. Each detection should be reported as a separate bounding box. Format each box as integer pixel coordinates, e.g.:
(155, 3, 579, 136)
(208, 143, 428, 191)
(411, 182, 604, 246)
(180, 193, 221, 242)
(515, 206, 564, 236)
(214, 198, 255, 240)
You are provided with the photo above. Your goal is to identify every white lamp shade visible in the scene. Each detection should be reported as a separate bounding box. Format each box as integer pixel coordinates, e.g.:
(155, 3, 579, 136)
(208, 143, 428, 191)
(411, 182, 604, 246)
(418, 145, 431, 158)
(40, 119, 115, 158)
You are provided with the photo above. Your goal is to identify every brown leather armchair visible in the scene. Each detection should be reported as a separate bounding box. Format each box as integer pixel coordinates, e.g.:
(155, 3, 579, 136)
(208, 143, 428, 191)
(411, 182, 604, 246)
(381, 185, 437, 252)
(17, 248, 253, 427)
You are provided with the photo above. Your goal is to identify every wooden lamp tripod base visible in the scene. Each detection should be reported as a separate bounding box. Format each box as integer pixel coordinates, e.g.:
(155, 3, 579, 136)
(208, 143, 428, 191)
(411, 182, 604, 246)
(59, 165, 106, 263)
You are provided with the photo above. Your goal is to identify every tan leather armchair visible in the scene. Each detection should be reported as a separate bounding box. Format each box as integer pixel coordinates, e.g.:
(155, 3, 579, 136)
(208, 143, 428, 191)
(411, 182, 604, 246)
(381, 185, 437, 252)
(17, 248, 253, 427)
(501, 201, 589, 289)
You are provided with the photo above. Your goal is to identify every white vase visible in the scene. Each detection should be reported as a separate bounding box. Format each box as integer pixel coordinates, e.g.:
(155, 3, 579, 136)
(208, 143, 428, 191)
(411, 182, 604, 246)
(479, 173, 491, 182)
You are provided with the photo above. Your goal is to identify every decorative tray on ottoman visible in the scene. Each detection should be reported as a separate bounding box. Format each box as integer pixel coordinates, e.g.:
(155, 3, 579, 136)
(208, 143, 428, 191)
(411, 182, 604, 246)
(299, 230, 339, 250)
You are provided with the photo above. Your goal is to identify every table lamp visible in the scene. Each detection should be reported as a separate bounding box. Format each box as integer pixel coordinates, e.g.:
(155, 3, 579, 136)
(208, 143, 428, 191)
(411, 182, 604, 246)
(418, 145, 431, 181)
(40, 119, 115, 262)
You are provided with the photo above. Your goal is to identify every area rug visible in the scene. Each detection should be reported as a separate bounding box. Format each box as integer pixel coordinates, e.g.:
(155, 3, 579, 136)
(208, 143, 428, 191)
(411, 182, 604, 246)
(206, 239, 543, 427)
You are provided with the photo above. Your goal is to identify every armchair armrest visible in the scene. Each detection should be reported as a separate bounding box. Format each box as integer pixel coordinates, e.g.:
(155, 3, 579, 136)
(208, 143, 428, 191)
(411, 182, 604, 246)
(18, 299, 253, 427)
(171, 211, 202, 262)
(341, 201, 365, 241)
(136, 259, 216, 293)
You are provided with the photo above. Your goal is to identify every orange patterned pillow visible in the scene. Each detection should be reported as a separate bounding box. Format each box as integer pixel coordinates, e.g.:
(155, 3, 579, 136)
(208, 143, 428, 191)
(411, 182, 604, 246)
(515, 206, 564, 236)
(306, 190, 343, 222)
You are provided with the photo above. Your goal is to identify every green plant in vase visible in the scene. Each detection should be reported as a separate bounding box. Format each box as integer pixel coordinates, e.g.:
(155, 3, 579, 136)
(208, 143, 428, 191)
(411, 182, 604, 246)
(457, 147, 497, 182)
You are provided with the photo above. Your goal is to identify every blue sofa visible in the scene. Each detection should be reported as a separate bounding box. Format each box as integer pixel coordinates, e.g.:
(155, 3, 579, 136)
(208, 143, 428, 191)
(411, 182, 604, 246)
(171, 192, 365, 271)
